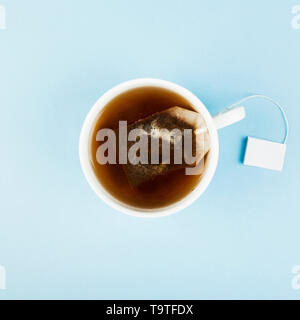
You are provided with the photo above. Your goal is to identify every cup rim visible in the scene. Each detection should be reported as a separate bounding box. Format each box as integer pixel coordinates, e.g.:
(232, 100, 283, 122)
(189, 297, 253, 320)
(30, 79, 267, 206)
(79, 78, 219, 218)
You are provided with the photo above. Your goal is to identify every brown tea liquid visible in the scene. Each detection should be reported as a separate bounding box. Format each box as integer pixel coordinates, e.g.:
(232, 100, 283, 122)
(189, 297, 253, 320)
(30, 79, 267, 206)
(90, 86, 207, 209)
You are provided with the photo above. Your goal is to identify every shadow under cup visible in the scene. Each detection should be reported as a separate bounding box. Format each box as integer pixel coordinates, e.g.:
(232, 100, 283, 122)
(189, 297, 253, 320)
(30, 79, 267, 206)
(88, 86, 211, 211)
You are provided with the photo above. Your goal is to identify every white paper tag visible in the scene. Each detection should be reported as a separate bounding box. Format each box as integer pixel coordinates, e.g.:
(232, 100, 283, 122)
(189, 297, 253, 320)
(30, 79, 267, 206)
(243, 137, 286, 171)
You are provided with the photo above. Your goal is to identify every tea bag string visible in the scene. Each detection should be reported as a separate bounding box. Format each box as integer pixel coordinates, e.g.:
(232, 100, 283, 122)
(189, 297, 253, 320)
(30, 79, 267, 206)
(227, 94, 289, 144)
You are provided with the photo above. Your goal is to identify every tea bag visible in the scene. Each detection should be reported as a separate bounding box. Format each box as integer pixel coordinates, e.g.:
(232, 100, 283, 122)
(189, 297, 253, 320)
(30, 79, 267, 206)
(121, 107, 210, 187)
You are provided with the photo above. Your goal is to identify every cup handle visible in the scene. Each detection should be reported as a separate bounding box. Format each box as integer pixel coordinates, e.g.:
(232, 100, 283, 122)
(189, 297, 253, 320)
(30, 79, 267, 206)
(212, 106, 246, 130)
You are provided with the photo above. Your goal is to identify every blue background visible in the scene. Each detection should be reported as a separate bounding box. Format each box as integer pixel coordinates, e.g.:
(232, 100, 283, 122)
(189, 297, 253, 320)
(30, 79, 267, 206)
(0, 0, 299, 299)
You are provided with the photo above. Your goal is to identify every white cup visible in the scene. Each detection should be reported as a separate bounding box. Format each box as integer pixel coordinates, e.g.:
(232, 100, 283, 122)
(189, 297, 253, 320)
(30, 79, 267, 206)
(79, 79, 245, 218)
